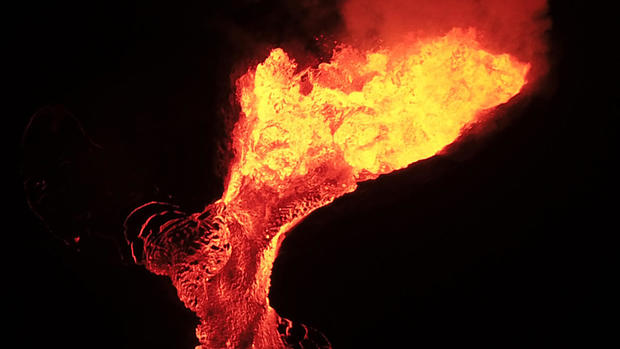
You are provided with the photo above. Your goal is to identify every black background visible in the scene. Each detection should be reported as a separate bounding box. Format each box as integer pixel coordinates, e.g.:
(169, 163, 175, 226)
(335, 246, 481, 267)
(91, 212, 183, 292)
(8, 1, 615, 348)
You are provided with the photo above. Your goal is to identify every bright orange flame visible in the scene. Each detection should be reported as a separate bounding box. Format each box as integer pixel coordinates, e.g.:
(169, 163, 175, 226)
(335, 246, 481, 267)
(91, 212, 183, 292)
(224, 28, 529, 205)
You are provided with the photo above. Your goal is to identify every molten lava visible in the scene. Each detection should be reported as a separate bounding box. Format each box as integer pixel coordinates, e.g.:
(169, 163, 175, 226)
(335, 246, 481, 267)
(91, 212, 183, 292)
(127, 28, 529, 348)
(227, 28, 528, 198)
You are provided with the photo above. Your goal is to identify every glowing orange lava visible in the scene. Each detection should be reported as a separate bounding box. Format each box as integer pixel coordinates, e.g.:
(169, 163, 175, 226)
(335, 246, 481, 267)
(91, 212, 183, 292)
(128, 28, 529, 349)
(225, 28, 528, 202)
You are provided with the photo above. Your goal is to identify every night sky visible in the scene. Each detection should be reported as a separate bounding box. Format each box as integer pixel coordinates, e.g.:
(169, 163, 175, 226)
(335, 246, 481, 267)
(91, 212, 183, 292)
(8, 1, 614, 348)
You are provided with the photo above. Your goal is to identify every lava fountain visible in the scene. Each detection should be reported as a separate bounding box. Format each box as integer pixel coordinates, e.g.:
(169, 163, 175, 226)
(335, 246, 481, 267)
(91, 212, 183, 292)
(125, 28, 529, 348)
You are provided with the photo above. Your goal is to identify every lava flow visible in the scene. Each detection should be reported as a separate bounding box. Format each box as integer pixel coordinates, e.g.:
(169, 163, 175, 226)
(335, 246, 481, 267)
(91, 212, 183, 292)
(126, 28, 529, 348)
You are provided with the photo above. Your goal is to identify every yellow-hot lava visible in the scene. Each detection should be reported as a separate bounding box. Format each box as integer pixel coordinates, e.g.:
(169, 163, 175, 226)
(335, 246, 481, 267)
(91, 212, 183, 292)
(224, 28, 529, 203)
(129, 28, 530, 349)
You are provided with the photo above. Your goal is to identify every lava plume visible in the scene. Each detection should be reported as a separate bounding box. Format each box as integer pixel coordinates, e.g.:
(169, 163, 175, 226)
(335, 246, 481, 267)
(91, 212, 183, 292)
(124, 26, 530, 349)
